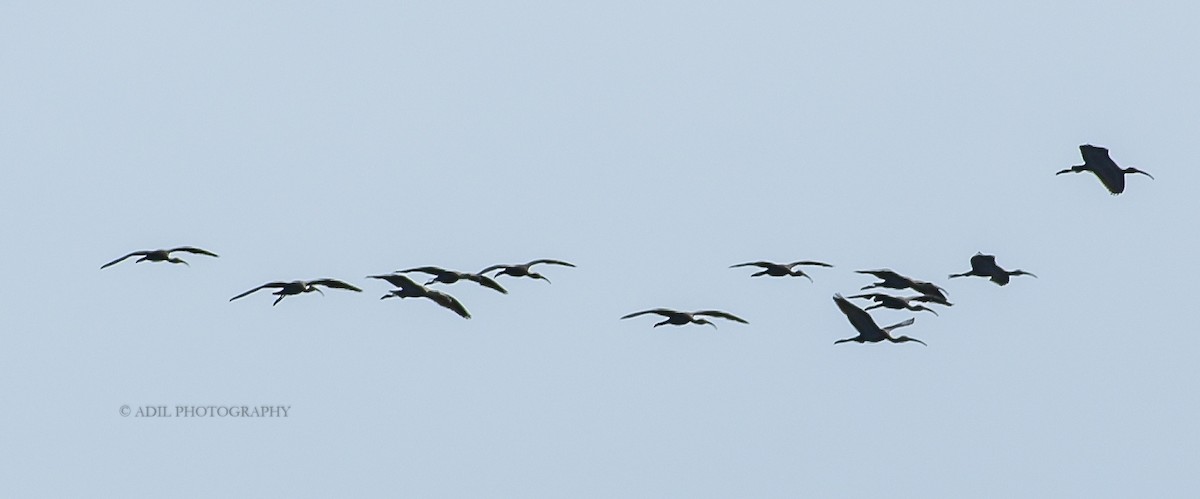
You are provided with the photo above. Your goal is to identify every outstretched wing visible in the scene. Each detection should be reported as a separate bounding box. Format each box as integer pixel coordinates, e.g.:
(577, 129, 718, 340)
(694, 310, 749, 324)
(729, 261, 771, 269)
(846, 293, 886, 301)
(882, 317, 916, 333)
(620, 308, 675, 320)
(425, 289, 472, 319)
(789, 260, 833, 268)
(969, 253, 997, 273)
(478, 264, 510, 275)
(100, 250, 149, 269)
(856, 269, 900, 279)
(464, 273, 508, 294)
(367, 274, 419, 290)
(229, 281, 288, 301)
(527, 259, 575, 268)
(309, 279, 362, 292)
(169, 246, 219, 258)
(397, 266, 449, 276)
(1079, 144, 1112, 165)
(833, 294, 884, 339)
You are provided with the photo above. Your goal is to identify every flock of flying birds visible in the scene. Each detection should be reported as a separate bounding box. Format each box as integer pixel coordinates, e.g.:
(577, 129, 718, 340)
(101, 144, 1150, 346)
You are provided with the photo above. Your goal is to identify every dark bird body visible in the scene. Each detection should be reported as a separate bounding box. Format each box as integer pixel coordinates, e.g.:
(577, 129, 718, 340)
(1056, 144, 1153, 195)
(847, 293, 940, 315)
(832, 294, 926, 346)
(856, 269, 951, 305)
(398, 266, 507, 294)
(368, 274, 471, 319)
(730, 260, 833, 281)
(480, 259, 575, 283)
(229, 279, 362, 306)
(101, 246, 219, 269)
(620, 308, 748, 328)
(949, 253, 1037, 286)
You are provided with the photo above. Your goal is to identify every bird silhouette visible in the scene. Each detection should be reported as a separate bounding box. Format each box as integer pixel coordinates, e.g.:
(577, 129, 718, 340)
(620, 308, 748, 328)
(832, 294, 925, 346)
(856, 269, 951, 305)
(949, 253, 1037, 286)
(229, 279, 362, 306)
(397, 266, 507, 294)
(729, 260, 833, 282)
(480, 259, 575, 283)
(847, 293, 940, 316)
(1056, 144, 1153, 195)
(101, 246, 219, 269)
(367, 274, 471, 319)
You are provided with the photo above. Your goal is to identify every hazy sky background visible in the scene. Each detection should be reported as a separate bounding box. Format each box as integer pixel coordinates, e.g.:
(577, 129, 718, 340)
(3, 1, 1199, 496)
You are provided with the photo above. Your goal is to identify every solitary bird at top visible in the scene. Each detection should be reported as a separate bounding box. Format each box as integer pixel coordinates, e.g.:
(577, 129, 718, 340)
(480, 259, 575, 283)
(1056, 144, 1153, 195)
(949, 253, 1037, 286)
(730, 260, 833, 282)
(620, 308, 748, 329)
(367, 274, 472, 319)
(229, 279, 362, 306)
(832, 294, 926, 346)
(397, 266, 507, 294)
(101, 246, 219, 269)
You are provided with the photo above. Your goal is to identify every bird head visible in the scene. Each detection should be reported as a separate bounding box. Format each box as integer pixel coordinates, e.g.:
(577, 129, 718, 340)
(530, 272, 551, 283)
(694, 318, 718, 329)
(168, 258, 189, 266)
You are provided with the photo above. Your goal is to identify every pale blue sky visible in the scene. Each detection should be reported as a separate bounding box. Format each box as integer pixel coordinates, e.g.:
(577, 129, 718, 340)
(3, 1, 1199, 497)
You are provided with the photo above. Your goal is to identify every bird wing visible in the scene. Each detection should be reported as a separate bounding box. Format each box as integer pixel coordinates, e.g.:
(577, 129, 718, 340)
(729, 261, 771, 268)
(425, 289, 472, 319)
(367, 274, 420, 289)
(1079, 144, 1111, 165)
(846, 293, 886, 301)
(229, 281, 288, 301)
(789, 260, 833, 267)
(882, 317, 916, 333)
(694, 310, 749, 324)
(1080, 144, 1126, 193)
(478, 264, 510, 275)
(833, 294, 884, 339)
(169, 246, 219, 258)
(464, 273, 508, 294)
(100, 251, 149, 269)
(527, 259, 575, 268)
(397, 266, 449, 276)
(909, 294, 953, 306)
(620, 308, 675, 320)
(970, 253, 997, 273)
(856, 269, 899, 279)
(309, 279, 363, 292)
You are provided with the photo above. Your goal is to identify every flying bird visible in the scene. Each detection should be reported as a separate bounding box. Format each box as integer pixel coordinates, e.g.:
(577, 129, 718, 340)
(229, 279, 362, 306)
(101, 246, 219, 269)
(847, 293, 940, 316)
(856, 269, 951, 304)
(367, 274, 471, 319)
(1056, 144, 1153, 195)
(949, 253, 1037, 286)
(729, 260, 833, 281)
(397, 266, 507, 294)
(620, 308, 748, 329)
(832, 294, 926, 346)
(480, 259, 575, 283)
